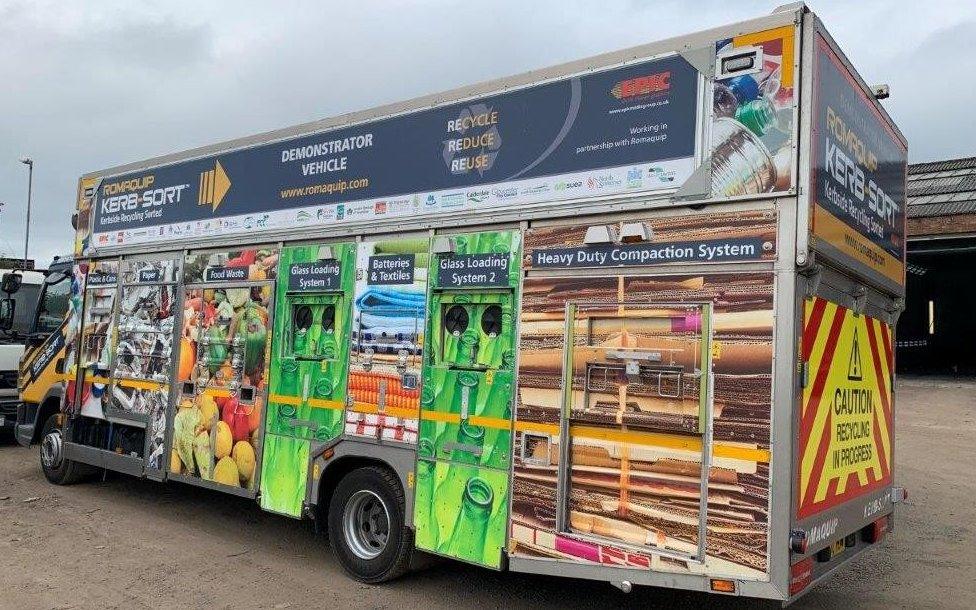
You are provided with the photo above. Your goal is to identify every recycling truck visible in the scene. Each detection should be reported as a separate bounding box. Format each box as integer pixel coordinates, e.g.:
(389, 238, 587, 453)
(22, 3, 907, 601)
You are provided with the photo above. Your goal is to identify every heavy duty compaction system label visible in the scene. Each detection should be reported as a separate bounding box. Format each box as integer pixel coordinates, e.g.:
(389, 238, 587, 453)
(798, 296, 893, 519)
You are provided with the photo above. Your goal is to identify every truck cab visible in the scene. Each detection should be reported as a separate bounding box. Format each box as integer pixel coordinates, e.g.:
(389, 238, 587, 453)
(2, 257, 73, 444)
(0, 265, 47, 437)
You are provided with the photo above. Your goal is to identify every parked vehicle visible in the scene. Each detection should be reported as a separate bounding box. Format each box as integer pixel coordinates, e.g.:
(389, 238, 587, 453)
(2, 257, 72, 442)
(15, 4, 907, 602)
(0, 263, 50, 437)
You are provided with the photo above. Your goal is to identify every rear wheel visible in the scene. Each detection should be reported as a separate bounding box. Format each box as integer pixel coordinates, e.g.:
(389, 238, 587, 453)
(328, 465, 412, 583)
(40, 414, 87, 485)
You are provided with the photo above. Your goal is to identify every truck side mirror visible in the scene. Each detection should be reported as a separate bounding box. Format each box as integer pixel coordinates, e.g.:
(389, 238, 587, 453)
(0, 297, 15, 331)
(1, 271, 22, 295)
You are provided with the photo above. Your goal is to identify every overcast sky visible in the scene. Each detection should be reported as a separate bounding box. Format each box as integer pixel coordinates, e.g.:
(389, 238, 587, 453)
(1, 0, 974, 265)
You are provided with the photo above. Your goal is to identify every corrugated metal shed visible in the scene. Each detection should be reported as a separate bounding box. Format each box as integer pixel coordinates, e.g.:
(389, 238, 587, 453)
(907, 156, 976, 218)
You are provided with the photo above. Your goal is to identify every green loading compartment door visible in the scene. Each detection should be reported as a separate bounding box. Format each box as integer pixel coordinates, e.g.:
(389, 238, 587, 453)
(261, 244, 356, 517)
(267, 293, 347, 442)
(413, 229, 520, 569)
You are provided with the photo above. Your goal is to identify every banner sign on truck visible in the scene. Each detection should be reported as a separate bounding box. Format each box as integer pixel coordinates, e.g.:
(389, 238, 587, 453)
(810, 34, 907, 291)
(797, 296, 893, 520)
(80, 55, 699, 253)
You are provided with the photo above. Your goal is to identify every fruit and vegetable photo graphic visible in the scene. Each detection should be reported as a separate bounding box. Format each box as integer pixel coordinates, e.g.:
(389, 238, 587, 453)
(170, 248, 276, 490)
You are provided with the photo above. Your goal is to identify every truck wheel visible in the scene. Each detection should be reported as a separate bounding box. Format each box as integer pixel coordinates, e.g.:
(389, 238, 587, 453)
(40, 414, 87, 485)
(328, 465, 413, 583)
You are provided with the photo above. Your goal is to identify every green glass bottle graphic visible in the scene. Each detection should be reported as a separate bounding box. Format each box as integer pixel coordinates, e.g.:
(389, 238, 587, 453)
(433, 422, 484, 546)
(313, 366, 336, 440)
(414, 439, 437, 550)
(442, 477, 494, 562)
(276, 360, 301, 433)
(483, 483, 508, 567)
(452, 419, 484, 465)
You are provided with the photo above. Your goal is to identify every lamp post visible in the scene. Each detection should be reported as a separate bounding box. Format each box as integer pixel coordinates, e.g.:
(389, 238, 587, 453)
(19, 157, 33, 267)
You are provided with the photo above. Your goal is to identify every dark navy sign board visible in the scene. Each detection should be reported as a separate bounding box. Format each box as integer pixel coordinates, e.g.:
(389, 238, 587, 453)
(92, 55, 699, 233)
(367, 255, 415, 285)
(288, 261, 341, 291)
(812, 37, 907, 259)
(437, 254, 510, 288)
(204, 266, 248, 282)
(87, 272, 118, 287)
(531, 238, 768, 269)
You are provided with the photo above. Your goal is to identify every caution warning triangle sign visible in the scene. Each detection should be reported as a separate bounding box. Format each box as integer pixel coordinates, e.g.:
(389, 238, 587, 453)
(847, 327, 863, 381)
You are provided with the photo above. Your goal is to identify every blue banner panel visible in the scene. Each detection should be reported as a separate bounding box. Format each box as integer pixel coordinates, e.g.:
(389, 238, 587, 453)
(87, 54, 700, 250)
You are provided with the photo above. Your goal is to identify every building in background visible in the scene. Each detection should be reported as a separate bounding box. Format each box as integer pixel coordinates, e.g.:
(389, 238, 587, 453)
(898, 156, 976, 375)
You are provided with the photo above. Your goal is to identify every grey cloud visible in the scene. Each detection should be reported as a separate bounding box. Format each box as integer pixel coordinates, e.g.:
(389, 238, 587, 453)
(0, 0, 973, 267)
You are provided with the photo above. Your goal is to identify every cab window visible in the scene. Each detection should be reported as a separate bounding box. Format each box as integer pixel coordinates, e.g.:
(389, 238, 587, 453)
(34, 273, 70, 334)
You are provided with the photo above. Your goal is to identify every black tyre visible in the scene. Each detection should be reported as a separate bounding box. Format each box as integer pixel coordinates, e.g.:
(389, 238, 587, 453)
(40, 414, 87, 485)
(328, 465, 413, 583)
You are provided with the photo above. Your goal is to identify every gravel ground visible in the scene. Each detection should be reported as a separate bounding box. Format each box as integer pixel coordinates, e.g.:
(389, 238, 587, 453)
(0, 377, 972, 609)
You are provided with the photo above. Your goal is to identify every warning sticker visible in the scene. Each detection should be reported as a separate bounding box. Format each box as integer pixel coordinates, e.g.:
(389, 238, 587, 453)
(797, 297, 893, 519)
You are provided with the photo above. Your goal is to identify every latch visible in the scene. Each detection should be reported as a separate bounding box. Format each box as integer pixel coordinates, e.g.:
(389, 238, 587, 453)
(377, 378, 387, 412)
(396, 348, 409, 376)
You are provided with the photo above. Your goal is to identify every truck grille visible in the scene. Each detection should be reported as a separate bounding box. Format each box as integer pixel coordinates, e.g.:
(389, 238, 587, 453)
(0, 370, 19, 390)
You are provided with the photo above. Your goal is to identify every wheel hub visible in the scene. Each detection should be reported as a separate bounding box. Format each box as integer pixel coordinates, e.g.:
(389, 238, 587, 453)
(343, 489, 390, 560)
(41, 428, 64, 470)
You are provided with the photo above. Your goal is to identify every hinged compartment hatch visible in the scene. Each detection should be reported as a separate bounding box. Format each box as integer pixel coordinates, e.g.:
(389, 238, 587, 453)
(556, 301, 714, 562)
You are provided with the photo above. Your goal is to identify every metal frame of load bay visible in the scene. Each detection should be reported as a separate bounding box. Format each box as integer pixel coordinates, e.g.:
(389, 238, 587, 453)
(554, 300, 714, 564)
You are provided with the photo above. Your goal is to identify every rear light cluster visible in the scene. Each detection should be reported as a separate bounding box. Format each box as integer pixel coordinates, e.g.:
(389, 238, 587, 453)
(789, 530, 808, 554)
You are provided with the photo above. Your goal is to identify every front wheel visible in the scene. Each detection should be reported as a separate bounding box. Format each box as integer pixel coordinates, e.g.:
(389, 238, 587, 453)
(40, 414, 87, 485)
(328, 466, 413, 583)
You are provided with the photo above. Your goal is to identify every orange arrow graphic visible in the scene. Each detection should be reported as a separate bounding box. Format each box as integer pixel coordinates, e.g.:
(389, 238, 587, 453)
(211, 160, 230, 212)
(198, 159, 231, 212)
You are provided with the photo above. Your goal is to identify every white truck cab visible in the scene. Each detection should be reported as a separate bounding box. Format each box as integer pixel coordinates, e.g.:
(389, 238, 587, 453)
(0, 268, 46, 435)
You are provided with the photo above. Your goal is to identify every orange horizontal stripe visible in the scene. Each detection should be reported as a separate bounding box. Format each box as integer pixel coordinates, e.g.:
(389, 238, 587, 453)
(513, 421, 770, 463)
(116, 378, 167, 391)
(308, 397, 345, 410)
(418, 410, 511, 431)
(269, 394, 301, 406)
